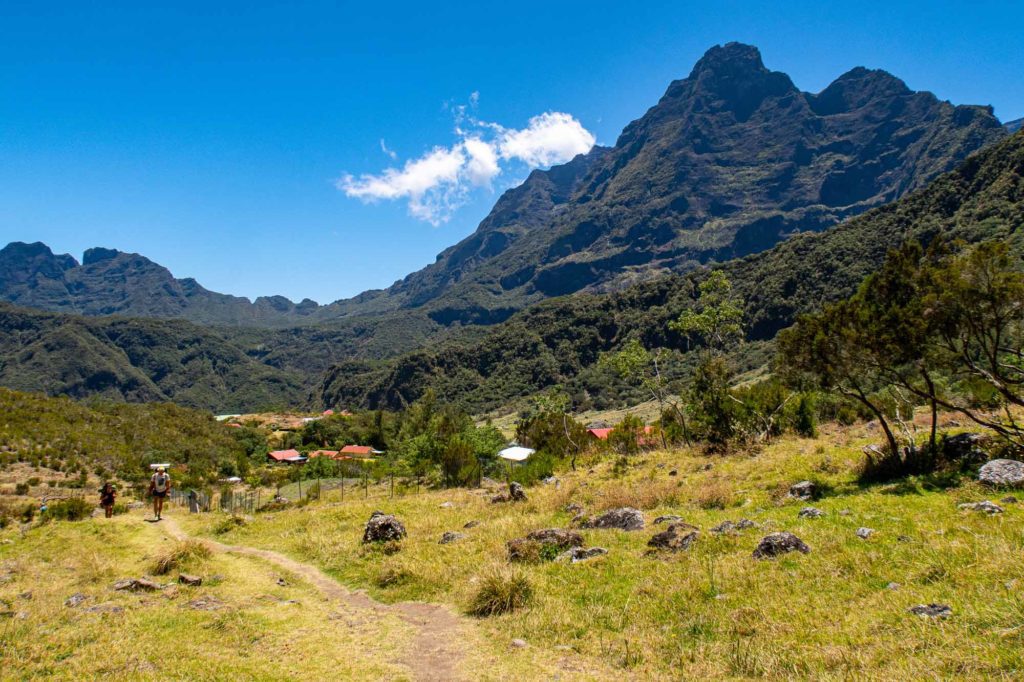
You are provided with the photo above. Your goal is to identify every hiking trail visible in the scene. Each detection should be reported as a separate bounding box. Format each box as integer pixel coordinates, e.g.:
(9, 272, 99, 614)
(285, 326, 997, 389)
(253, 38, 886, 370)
(159, 515, 468, 682)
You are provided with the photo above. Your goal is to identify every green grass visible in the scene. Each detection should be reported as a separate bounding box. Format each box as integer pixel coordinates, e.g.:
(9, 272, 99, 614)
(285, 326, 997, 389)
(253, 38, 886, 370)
(180, 418, 1024, 679)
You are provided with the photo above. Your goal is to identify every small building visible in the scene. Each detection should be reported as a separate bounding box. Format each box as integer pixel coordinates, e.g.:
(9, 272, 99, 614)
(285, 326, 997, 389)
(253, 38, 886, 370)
(308, 449, 345, 460)
(587, 425, 657, 445)
(268, 449, 307, 464)
(339, 445, 383, 458)
(322, 409, 335, 416)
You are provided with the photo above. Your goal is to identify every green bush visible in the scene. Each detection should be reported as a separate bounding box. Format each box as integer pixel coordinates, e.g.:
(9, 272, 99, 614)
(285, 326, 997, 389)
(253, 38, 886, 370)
(45, 497, 94, 521)
(468, 566, 533, 616)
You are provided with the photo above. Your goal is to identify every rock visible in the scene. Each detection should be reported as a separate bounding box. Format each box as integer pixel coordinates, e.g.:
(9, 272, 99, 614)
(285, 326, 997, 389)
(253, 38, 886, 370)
(439, 531, 465, 545)
(1000, 495, 1019, 504)
(897, 535, 913, 543)
(944, 432, 988, 461)
(509, 482, 527, 502)
(463, 520, 480, 529)
(579, 507, 645, 531)
(752, 532, 811, 559)
(362, 512, 407, 543)
(276, 577, 289, 587)
(648, 524, 699, 552)
(711, 519, 755, 534)
(564, 503, 584, 515)
(958, 500, 1004, 514)
(788, 481, 816, 500)
(178, 574, 203, 587)
(439, 502, 454, 509)
(83, 603, 124, 614)
(856, 527, 875, 539)
(65, 593, 89, 608)
(542, 476, 559, 485)
(507, 528, 583, 562)
(978, 459, 1024, 488)
(186, 597, 225, 611)
(654, 515, 684, 525)
(18, 591, 32, 601)
(558, 547, 609, 563)
(886, 582, 901, 590)
(113, 578, 162, 592)
(798, 506, 824, 519)
(510, 638, 528, 649)
(909, 603, 952, 619)
(668, 469, 678, 477)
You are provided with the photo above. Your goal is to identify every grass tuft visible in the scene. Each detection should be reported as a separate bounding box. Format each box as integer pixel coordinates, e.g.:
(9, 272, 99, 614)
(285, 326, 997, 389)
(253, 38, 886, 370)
(151, 539, 212, 575)
(467, 566, 533, 617)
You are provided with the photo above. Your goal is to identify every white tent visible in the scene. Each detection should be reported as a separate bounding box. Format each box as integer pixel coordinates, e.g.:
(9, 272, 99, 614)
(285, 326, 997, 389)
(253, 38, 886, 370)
(497, 446, 535, 462)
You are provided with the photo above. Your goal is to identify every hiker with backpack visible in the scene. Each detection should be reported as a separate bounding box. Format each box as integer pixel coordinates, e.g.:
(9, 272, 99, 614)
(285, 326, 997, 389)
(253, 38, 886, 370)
(149, 467, 171, 521)
(99, 482, 117, 518)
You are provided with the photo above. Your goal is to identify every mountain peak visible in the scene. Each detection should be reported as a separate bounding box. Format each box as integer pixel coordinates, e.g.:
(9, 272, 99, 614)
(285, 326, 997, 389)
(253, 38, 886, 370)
(811, 67, 912, 115)
(688, 42, 767, 78)
(82, 247, 121, 266)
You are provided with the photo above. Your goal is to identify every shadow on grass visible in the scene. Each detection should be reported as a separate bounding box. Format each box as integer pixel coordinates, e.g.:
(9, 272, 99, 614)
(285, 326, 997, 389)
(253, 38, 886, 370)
(859, 469, 967, 496)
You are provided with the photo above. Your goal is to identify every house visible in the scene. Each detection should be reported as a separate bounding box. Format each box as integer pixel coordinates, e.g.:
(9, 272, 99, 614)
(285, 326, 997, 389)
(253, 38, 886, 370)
(268, 449, 307, 464)
(587, 425, 657, 445)
(586, 428, 614, 440)
(322, 409, 335, 416)
(339, 445, 383, 458)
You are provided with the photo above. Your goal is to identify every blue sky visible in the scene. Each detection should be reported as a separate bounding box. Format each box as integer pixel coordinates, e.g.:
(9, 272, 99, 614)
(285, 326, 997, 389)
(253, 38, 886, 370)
(2, 1, 1021, 304)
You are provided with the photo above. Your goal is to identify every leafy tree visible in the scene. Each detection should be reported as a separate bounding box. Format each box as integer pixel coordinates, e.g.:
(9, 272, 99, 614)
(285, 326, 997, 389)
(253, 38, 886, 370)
(599, 339, 684, 447)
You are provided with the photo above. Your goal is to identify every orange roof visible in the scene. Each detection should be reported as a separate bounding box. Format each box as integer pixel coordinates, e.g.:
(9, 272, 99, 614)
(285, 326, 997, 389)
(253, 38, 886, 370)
(587, 428, 613, 440)
(268, 449, 301, 461)
(340, 445, 375, 456)
(322, 409, 334, 416)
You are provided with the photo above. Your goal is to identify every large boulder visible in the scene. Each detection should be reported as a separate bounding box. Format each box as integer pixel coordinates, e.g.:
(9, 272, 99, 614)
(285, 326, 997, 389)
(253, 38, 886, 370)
(788, 481, 816, 500)
(362, 511, 407, 543)
(507, 528, 583, 562)
(752, 532, 811, 559)
(958, 500, 1004, 514)
(557, 547, 608, 563)
(579, 507, 645, 531)
(509, 481, 527, 502)
(647, 523, 699, 552)
(943, 432, 988, 462)
(978, 459, 1024, 488)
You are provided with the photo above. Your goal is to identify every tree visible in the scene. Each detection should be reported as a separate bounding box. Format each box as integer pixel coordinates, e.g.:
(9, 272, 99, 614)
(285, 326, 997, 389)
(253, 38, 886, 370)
(598, 339, 682, 447)
(516, 389, 588, 470)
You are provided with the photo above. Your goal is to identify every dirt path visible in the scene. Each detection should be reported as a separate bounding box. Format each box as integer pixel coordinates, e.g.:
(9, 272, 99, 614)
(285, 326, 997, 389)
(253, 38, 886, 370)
(159, 516, 467, 682)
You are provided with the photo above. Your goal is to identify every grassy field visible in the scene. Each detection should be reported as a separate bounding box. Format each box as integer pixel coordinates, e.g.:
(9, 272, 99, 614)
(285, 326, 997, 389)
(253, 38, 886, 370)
(176, 420, 1024, 680)
(3, 418, 1023, 679)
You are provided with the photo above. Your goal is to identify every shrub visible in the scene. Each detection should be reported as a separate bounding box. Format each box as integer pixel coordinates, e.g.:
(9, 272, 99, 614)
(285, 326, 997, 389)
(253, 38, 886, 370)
(152, 539, 212, 575)
(213, 514, 247, 535)
(14, 482, 29, 495)
(26, 477, 41, 487)
(46, 497, 93, 521)
(468, 566, 533, 617)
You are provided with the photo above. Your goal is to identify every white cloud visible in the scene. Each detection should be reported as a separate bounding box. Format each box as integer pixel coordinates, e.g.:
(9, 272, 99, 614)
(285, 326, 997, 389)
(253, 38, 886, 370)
(379, 139, 397, 160)
(498, 112, 596, 167)
(338, 102, 595, 224)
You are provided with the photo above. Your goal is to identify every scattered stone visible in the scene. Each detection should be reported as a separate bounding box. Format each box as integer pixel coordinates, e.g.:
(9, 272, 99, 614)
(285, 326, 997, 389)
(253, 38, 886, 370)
(178, 574, 203, 587)
(958, 500, 1004, 514)
(564, 503, 584, 515)
(579, 507, 645, 531)
(752, 532, 811, 559)
(710, 519, 756, 534)
(276, 577, 289, 587)
(439, 531, 466, 545)
(886, 582, 901, 591)
(509, 482, 527, 502)
(648, 524, 699, 552)
(113, 578, 162, 592)
(897, 535, 913, 543)
(979, 459, 1024, 488)
(654, 515, 684, 525)
(1000, 495, 1019, 504)
(701, 463, 714, 471)
(909, 603, 952, 619)
(668, 469, 678, 477)
(65, 593, 89, 608)
(463, 520, 480, 529)
(788, 480, 816, 500)
(557, 547, 609, 563)
(362, 511, 407, 543)
(798, 506, 824, 519)
(510, 638, 528, 649)
(507, 528, 583, 561)
(856, 527, 875, 539)
(439, 502, 454, 509)
(838, 509, 852, 516)
(185, 597, 225, 611)
(83, 603, 124, 614)
(542, 476, 559, 486)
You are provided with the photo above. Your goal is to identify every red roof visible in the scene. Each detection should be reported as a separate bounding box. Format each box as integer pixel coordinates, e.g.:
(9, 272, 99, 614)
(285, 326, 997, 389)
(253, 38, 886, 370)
(340, 445, 375, 456)
(587, 428, 613, 440)
(268, 449, 301, 461)
(322, 409, 335, 416)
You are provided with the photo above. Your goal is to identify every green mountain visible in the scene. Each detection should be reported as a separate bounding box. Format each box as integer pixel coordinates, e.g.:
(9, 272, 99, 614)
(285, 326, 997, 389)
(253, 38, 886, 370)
(1, 44, 1006, 331)
(317, 130, 1024, 412)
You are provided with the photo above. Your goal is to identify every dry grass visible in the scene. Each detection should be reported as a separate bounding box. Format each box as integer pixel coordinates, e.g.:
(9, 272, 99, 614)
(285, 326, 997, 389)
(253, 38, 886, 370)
(468, 565, 534, 616)
(151, 538, 212, 575)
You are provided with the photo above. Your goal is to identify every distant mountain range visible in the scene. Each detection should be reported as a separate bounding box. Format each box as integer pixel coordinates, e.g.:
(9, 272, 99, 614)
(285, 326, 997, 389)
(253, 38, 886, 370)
(0, 43, 1020, 412)
(0, 43, 1009, 330)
